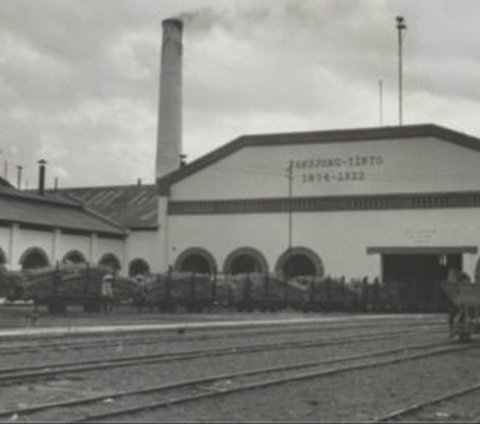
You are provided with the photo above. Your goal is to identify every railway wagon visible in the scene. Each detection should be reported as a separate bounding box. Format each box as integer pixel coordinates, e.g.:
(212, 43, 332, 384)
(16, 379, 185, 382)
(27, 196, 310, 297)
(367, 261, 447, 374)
(142, 272, 307, 313)
(21, 264, 138, 313)
(144, 271, 215, 312)
(442, 281, 480, 342)
(223, 273, 306, 312)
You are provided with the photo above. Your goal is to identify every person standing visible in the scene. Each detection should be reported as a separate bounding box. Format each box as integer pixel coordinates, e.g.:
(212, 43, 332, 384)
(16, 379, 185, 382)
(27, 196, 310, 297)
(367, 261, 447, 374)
(101, 274, 114, 314)
(135, 274, 147, 313)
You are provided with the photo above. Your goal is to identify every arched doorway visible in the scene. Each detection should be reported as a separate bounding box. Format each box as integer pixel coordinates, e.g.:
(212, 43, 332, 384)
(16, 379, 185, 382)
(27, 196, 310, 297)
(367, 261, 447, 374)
(223, 247, 268, 275)
(275, 247, 324, 279)
(475, 258, 480, 282)
(62, 250, 86, 265)
(0, 248, 6, 266)
(98, 253, 121, 272)
(174, 248, 217, 274)
(20, 247, 50, 270)
(128, 258, 150, 276)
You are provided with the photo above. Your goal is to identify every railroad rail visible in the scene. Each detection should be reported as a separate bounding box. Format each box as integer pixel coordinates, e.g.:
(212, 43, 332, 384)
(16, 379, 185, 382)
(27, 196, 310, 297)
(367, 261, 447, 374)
(0, 338, 475, 422)
(375, 380, 480, 422)
(0, 319, 444, 356)
(0, 325, 443, 384)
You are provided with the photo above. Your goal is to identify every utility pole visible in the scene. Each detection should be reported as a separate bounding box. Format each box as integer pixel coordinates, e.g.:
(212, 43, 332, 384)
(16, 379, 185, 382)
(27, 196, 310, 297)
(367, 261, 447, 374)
(286, 160, 294, 276)
(3, 160, 8, 180)
(379, 79, 384, 126)
(396, 16, 407, 126)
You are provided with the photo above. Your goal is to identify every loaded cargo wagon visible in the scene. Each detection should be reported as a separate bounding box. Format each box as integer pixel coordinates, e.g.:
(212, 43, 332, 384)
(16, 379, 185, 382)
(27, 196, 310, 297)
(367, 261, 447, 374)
(441, 280, 480, 342)
(145, 271, 214, 312)
(19, 264, 139, 314)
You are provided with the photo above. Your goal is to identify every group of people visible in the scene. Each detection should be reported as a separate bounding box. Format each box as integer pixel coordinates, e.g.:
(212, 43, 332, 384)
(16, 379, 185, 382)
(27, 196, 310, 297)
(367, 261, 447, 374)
(100, 273, 147, 314)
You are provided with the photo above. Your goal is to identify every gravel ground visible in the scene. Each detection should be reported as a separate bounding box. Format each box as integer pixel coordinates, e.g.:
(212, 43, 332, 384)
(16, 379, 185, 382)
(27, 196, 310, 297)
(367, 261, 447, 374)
(0, 323, 443, 369)
(0, 330, 446, 417)
(404, 388, 480, 422)
(0, 311, 459, 422)
(116, 342, 480, 422)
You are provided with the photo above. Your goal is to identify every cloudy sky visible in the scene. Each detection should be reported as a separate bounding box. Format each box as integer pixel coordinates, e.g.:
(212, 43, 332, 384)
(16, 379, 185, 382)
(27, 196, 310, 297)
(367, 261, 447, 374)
(0, 0, 479, 189)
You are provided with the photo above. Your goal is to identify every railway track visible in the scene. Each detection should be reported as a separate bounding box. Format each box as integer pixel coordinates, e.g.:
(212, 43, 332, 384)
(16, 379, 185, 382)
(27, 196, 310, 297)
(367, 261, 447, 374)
(0, 319, 444, 356)
(374, 379, 480, 422)
(0, 325, 443, 385)
(0, 337, 475, 422)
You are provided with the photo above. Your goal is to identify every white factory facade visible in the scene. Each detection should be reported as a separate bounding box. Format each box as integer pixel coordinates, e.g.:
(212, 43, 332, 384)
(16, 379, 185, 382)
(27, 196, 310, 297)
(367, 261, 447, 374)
(158, 124, 480, 286)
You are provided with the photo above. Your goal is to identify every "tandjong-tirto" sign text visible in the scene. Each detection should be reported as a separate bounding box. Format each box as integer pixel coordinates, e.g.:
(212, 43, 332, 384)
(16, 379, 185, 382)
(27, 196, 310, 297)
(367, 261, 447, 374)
(293, 154, 384, 184)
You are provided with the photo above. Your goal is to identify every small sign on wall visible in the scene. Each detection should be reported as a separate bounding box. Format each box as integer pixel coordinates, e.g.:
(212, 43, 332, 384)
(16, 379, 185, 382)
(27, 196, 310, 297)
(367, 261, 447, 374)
(405, 228, 437, 244)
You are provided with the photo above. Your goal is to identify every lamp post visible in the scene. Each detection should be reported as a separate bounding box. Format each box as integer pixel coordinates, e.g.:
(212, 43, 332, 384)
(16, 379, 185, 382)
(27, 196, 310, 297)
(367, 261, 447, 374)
(396, 16, 407, 126)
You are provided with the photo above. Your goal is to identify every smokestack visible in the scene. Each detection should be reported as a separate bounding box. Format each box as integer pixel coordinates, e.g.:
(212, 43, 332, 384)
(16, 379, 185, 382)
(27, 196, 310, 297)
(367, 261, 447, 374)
(38, 159, 47, 195)
(156, 18, 183, 180)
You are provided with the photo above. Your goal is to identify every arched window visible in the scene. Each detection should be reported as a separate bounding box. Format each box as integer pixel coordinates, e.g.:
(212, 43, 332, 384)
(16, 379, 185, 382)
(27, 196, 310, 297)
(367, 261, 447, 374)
(174, 247, 217, 274)
(275, 247, 324, 279)
(62, 250, 86, 265)
(223, 247, 269, 275)
(128, 258, 150, 276)
(20, 247, 50, 270)
(98, 253, 121, 272)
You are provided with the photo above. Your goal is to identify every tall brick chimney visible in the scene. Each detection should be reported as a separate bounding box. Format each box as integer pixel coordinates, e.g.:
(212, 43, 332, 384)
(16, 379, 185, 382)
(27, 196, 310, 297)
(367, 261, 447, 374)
(155, 18, 183, 180)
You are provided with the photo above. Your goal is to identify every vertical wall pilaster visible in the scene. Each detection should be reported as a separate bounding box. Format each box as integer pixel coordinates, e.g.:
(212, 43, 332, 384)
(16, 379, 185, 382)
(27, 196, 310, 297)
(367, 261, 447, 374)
(89, 233, 98, 265)
(52, 229, 61, 265)
(157, 196, 169, 272)
(8, 224, 20, 270)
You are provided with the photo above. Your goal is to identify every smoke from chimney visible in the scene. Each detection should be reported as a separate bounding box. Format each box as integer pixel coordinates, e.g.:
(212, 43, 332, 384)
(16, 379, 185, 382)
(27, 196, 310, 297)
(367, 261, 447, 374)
(38, 159, 46, 196)
(155, 18, 183, 180)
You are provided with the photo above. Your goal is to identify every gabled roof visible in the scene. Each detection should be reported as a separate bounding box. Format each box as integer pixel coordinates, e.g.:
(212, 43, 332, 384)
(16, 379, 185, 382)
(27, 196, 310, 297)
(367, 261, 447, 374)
(0, 186, 126, 236)
(157, 124, 480, 195)
(47, 184, 158, 230)
(0, 177, 14, 189)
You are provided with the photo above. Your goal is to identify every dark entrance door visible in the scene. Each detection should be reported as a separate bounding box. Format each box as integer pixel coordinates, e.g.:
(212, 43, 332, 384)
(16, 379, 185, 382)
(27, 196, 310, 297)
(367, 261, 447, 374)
(382, 253, 461, 312)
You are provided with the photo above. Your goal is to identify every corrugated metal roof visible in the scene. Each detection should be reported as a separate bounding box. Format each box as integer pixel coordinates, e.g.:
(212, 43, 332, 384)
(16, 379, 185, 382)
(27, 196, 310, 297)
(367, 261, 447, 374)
(0, 187, 126, 235)
(47, 184, 158, 230)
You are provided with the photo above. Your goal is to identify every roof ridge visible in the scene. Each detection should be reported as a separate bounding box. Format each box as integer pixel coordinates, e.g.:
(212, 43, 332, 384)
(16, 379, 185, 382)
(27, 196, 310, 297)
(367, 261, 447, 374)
(60, 191, 127, 232)
(46, 183, 156, 192)
(78, 202, 127, 233)
(3, 188, 81, 208)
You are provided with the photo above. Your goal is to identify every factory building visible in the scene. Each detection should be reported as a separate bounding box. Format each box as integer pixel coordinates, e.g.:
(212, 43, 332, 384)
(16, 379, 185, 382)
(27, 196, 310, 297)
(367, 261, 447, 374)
(152, 19, 480, 285)
(2, 17, 480, 311)
(158, 124, 480, 295)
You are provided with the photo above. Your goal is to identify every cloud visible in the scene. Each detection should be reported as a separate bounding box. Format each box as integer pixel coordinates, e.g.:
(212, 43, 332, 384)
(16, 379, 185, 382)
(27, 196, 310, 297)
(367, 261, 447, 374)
(0, 0, 478, 188)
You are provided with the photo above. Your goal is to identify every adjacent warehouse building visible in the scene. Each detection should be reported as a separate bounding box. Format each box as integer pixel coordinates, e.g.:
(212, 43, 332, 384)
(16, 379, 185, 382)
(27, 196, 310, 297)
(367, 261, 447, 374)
(0, 177, 127, 271)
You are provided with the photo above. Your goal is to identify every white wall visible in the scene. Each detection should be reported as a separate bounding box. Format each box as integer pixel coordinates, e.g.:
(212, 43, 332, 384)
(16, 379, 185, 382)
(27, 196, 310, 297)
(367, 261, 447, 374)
(57, 233, 91, 263)
(15, 228, 54, 268)
(0, 226, 11, 264)
(0, 224, 127, 271)
(125, 230, 159, 272)
(96, 237, 126, 270)
(168, 207, 480, 281)
(172, 136, 480, 200)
